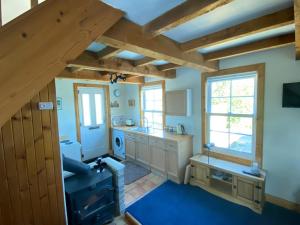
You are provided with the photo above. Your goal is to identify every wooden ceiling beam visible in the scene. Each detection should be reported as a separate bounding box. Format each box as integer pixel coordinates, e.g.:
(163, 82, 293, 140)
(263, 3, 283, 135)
(59, 69, 145, 84)
(98, 18, 218, 72)
(144, 0, 232, 37)
(0, 0, 123, 127)
(97, 46, 123, 59)
(181, 7, 294, 52)
(31, 0, 38, 8)
(295, 0, 300, 60)
(68, 52, 176, 79)
(204, 33, 295, 61)
(157, 63, 181, 71)
(134, 57, 156, 66)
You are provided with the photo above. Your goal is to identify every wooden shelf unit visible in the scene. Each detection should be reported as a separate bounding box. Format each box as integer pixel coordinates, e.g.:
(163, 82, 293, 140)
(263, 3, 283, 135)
(189, 155, 266, 213)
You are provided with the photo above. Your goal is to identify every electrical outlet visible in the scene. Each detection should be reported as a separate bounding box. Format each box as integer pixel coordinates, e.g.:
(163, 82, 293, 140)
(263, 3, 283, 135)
(38, 102, 54, 110)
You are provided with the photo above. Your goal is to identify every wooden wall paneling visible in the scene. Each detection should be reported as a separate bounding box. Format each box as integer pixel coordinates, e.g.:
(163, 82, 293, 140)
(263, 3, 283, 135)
(40, 86, 60, 225)
(21, 102, 43, 225)
(295, 0, 300, 59)
(30, 94, 52, 225)
(0, 0, 2, 26)
(1, 120, 23, 224)
(0, 129, 13, 225)
(48, 81, 66, 225)
(11, 111, 34, 225)
(0, 83, 65, 225)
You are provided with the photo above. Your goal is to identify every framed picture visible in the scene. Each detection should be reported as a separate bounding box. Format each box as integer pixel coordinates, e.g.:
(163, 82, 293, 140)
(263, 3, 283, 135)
(57, 97, 62, 110)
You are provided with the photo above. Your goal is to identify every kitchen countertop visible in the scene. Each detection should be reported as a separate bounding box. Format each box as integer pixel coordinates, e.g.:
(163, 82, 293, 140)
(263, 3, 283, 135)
(112, 126, 193, 142)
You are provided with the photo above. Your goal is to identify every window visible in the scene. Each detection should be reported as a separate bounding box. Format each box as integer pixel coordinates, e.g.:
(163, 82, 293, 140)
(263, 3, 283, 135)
(140, 81, 165, 130)
(202, 64, 265, 165)
(82, 93, 92, 126)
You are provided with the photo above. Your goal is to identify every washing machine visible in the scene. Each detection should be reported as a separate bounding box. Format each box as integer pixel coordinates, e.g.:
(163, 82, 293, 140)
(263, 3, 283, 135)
(112, 129, 125, 159)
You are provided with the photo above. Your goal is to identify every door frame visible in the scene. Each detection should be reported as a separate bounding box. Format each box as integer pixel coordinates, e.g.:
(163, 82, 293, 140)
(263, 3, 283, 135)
(73, 83, 111, 149)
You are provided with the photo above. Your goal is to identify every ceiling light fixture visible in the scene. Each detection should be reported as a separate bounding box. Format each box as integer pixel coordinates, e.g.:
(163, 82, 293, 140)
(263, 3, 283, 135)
(109, 73, 126, 84)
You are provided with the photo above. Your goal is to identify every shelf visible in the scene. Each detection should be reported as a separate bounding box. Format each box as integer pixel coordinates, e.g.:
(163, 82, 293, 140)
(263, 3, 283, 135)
(210, 174, 232, 185)
(210, 179, 232, 196)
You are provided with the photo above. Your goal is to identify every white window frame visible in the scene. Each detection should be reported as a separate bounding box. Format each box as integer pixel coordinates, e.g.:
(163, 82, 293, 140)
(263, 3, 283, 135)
(201, 64, 265, 166)
(206, 73, 258, 160)
(140, 81, 165, 130)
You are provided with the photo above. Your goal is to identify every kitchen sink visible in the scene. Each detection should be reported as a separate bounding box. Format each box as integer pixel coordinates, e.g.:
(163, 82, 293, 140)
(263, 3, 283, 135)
(128, 127, 149, 133)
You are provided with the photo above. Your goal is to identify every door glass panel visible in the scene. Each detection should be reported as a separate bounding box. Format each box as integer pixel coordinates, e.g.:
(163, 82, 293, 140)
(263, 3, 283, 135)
(95, 94, 104, 125)
(82, 94, 91, 126)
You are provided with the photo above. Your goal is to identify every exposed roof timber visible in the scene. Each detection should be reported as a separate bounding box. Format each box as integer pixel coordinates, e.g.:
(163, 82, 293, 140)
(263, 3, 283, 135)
(59, 69, 145, 84)
(96, 46, 123, 59)
(204, 33, 295, 61)
(181, 7, 294, 52)
(134, 57, 156, 66)
(144, 0, 232, 37)
(98, 18, 218, 72)
(31, 0, 38, 7)
(295, 0, 300, 60)
(0, 0, 123, 127)
(68, 52, 176, 79)
(157, 63, 181, 71)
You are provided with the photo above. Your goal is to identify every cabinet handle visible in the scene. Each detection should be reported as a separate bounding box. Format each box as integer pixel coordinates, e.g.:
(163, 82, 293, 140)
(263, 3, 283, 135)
(254, 200, 260, 204)
(206, 176, 209, 179)
(191, 175, 194, 178)
(233, 185, 237, 189)
(255, 185, 262, 190)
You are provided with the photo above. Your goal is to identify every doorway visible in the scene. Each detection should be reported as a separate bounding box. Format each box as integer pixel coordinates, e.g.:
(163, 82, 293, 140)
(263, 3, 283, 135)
(74, 83, 111, 161)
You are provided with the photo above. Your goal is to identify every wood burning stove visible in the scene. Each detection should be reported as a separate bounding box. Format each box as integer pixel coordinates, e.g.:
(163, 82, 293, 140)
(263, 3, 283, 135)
(64, 168, 115, 225)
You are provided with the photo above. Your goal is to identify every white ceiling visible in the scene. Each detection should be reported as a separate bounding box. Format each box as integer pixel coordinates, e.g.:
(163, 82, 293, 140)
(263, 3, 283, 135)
(89, 0, 294, 60)
(103, 0, 184, 26)
(164, 0, 293, 43)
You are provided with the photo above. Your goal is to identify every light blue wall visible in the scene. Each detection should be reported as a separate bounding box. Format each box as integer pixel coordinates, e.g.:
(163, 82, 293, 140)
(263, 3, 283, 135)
(55, 78, 139, 142)
(165, 68, 202, 155)
(220, 45, 300, 204)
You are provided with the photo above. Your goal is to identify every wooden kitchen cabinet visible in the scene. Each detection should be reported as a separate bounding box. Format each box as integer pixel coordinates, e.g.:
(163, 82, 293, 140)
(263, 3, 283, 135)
(136, 142, 150, 166)
(122, 129, 193, 183)
(233, 176, 264, 209)
(125, 135, 136, 160)
(150, 145, 166, 173)
(166, 149, 178, 179)
(189, 155, 266, 213)
(190, 163, 210, 186)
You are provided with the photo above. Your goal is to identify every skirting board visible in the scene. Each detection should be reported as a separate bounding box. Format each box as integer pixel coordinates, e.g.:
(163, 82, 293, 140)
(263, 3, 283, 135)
(125, 212, 142, 225)
(266, 194, 300, 213)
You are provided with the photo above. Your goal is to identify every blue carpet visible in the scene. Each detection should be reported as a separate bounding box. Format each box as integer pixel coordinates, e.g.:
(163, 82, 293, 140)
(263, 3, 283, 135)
(126, 181, 300, 225)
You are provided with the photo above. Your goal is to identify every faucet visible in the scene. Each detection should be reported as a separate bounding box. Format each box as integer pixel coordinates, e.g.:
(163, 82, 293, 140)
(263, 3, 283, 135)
(142, 116, 149, 131)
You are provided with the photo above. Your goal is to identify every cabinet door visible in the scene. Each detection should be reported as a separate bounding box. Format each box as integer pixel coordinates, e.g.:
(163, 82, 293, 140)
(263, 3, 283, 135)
(233, 177, 263, 207)
(136, 142, 150, 166)
(190, 164, 209, 186)
(150, 145, 166, 173)
(125, 138, 136, 160)
(166, 150, 178, 178)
